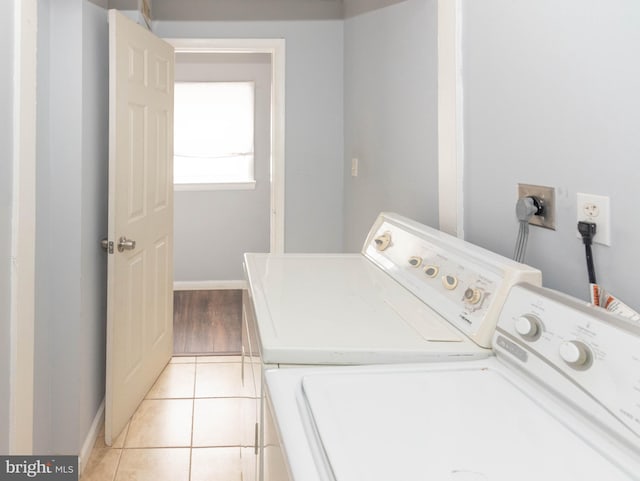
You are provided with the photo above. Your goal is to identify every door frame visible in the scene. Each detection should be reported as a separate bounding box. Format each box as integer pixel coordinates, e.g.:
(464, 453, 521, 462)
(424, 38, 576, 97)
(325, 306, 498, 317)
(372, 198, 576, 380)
(9, 0, 37, 454)
(167, 38, 286, 254)
(437, 0, 464, 238)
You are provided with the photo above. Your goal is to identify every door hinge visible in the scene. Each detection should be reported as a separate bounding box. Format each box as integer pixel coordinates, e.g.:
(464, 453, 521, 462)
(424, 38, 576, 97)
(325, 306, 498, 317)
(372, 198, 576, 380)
(101, 238, 114, 254)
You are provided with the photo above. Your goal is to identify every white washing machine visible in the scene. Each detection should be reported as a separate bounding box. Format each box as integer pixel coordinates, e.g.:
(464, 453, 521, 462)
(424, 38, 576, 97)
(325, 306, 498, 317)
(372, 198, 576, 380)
(240, 213, 541, 480)
(265, 283, 640, 481)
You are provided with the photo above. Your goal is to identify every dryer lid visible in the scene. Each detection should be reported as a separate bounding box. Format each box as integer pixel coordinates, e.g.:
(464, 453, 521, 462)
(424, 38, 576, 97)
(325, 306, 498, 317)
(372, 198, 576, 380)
(245, 254, 488, 365)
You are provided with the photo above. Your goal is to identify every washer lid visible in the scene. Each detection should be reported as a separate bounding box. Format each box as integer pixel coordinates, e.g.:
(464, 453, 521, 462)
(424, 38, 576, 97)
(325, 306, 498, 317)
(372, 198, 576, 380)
(301, 367, 634, 481)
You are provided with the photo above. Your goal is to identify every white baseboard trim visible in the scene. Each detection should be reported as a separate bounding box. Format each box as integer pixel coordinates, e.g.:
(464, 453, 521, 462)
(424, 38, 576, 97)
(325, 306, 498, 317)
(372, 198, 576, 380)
(79, 399, 105, 476)
(173, 280, 248, 291)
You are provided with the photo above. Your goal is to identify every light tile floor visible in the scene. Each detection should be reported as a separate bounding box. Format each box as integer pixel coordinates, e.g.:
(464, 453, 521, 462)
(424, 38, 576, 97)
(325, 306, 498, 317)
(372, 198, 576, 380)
(81, 356, 255, 481)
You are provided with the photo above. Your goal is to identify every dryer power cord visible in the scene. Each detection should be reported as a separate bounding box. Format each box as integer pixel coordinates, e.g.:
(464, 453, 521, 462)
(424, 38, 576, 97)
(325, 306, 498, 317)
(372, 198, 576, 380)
(513, 196, 543, 263)
(578, 221, 597, 284)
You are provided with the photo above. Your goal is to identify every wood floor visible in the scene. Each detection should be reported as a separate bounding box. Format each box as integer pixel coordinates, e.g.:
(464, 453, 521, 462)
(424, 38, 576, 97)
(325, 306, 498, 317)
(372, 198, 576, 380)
(173, 290, 243, 356)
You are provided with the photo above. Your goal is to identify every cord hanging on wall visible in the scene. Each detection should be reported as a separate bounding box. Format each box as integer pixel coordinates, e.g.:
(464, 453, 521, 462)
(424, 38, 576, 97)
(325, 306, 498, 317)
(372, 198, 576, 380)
(578, 221, 597, 285)
(512, 196, 543, 263)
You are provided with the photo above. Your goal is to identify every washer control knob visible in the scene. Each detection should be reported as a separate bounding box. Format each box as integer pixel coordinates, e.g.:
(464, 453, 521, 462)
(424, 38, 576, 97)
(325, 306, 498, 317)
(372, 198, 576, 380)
(408, 256, 423, 268)
(464, 287, 482, 305)
(559, 341, 592, 369)
(442, 275, 459, 290)
(424, 265, 439, 278)
(515, 314, 542, 341)
(373, 232, 392, 251)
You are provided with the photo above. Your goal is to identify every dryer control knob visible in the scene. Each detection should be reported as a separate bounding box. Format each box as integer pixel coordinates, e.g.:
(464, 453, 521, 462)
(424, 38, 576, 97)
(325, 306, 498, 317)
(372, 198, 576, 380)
(373, 232, 392, 251)
(559, 341, 592, 369)
(408, 256, 423, 268)
(442, 275, 459, 290)
(424, 265, 439, 278)
(464, 287, 483, 305)
(515, 314, 542, 341)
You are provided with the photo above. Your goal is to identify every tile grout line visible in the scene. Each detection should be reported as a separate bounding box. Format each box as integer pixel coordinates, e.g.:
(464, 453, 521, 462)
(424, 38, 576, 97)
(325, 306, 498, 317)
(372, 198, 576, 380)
(110, 422, 129, 481)
(110, 448, 124, 481)
(190, 357, 196, 481)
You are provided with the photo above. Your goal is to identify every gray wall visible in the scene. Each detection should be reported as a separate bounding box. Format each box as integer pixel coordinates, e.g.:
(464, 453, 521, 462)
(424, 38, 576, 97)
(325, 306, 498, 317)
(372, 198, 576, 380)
(174, 54, 271, 281)
(155, 20, 345, 254)
(344, 0, 408, 17)
(35, 0, 53, 449)
(79, 0, 109, 448)
(343, 0, 439, 252)
(0, 0, 14, 455)
(110, 0, 344, 20)
(34, 0, 108, 454)
(109, 0, 410, 20)
(462, 0, 640, 309)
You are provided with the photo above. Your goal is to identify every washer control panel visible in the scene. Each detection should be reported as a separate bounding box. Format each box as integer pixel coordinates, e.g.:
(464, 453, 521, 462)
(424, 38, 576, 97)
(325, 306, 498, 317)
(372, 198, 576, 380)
(495, 283, 640, 441)
(362, 213, 542, 348)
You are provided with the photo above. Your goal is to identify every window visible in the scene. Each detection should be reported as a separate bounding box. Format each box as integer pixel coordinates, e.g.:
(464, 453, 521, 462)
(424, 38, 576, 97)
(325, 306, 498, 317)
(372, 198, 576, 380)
(173, 81, 255, 188)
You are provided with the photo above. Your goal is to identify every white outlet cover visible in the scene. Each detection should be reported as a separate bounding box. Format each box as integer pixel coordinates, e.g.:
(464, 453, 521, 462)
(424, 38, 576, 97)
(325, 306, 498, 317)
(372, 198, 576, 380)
(576, 193, 611, 246)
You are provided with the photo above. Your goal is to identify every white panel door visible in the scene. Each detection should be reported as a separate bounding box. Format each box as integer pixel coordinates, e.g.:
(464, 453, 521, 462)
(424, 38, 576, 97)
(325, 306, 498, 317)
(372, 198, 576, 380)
(105, 9, 174, 445)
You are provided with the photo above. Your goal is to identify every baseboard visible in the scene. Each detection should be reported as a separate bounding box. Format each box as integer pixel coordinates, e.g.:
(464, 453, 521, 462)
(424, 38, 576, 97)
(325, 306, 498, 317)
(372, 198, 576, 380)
(173, 280, 248, 291)
(79, 399, 105, 476)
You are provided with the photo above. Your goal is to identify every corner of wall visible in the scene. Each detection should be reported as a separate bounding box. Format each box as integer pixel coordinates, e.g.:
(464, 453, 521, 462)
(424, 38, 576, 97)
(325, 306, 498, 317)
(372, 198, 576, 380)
(34, 0, 109, 455)
(79, 0, 109, 455)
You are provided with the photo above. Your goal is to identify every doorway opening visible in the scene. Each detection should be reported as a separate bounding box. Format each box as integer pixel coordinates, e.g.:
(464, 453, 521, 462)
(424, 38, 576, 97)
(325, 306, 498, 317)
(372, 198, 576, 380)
(167, 39, 285, 356)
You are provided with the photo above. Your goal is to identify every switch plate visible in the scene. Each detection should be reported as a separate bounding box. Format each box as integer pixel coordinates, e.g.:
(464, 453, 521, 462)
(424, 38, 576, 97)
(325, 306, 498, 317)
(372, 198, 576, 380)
(577, 193, 610, 246)
(517, 184, 556, 230)
(351, 158, 359, 177)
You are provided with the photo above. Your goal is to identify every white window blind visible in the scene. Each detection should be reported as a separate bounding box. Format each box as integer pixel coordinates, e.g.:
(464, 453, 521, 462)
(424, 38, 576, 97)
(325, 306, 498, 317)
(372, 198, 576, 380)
(174, 81, 255, 185)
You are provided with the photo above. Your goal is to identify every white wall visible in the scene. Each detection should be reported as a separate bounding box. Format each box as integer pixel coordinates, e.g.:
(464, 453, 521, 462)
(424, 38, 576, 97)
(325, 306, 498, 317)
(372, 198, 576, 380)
(174, 54, 271, 282)
(155, 19, 345, 253)
(34, 0, 108, 454)
(0, 0, 14, 455)
(462, 0, 640, 309)
(343, 0, 439, 251)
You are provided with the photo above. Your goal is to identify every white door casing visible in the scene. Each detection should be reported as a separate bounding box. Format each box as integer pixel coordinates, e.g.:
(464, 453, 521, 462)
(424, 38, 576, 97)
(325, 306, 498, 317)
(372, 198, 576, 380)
(438, 0, 464, 238)
(9, 0, 37, 454)
(105, 10, 175, 445)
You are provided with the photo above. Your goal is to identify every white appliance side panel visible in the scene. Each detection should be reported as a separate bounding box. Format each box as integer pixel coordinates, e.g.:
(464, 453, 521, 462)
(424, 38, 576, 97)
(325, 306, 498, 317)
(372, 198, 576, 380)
(301, 368, 635, 481)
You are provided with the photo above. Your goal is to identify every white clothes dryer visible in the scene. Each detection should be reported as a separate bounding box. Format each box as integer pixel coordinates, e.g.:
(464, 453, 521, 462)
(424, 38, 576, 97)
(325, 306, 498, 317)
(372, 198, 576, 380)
(243, 212, 541, 366)
(265, 284, 640, 481)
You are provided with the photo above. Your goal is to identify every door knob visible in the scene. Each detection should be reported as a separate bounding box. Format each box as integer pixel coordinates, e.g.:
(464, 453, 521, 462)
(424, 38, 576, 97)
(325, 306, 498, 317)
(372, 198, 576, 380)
(100, 238, 114, 254)
(117, 236, 136, 252)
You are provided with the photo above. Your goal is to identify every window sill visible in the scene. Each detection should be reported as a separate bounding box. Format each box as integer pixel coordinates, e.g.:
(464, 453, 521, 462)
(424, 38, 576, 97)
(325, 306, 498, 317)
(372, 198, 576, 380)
(174, 181, 256, 192)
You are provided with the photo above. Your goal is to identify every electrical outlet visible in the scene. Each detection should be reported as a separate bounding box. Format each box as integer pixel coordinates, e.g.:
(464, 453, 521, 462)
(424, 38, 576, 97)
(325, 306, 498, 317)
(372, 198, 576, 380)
(577, 193, 611, 246)
(351, 158, 359, 177)
(517, 184, 556, 230)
